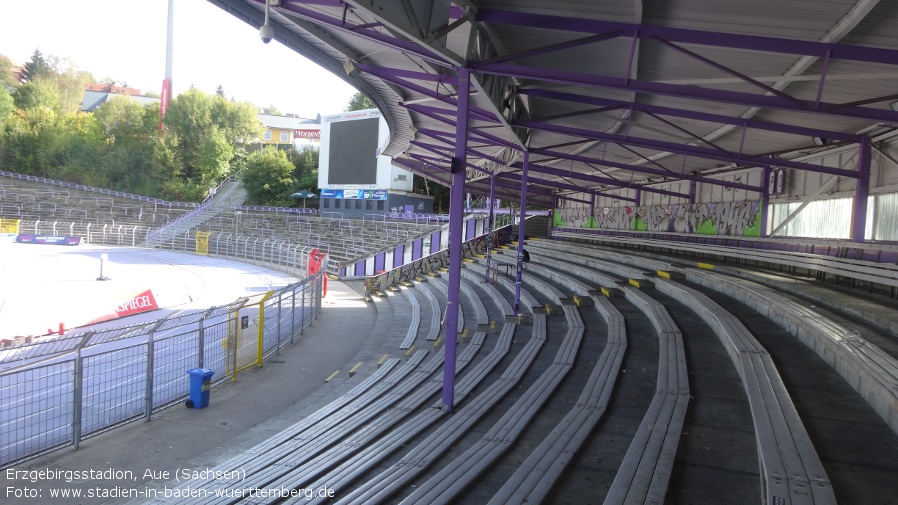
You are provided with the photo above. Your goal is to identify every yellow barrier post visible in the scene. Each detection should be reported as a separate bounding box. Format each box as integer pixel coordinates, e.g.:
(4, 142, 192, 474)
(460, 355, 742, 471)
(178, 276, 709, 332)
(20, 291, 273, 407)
(195, 231, 211, 255)
(348, 361, 363, 377)
(231, 311, 239, 382)
(377, 354, 389, 368)
(256, 291, 275, 368)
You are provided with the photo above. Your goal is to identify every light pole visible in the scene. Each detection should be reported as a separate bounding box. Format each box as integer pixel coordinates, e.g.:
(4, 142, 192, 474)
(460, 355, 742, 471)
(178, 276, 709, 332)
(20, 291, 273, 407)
(97, 253, 111, 281)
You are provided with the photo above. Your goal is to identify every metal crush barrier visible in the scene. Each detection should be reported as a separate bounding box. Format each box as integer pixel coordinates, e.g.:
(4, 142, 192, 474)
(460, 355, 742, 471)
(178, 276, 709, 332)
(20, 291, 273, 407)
(0, 259, 327, 469)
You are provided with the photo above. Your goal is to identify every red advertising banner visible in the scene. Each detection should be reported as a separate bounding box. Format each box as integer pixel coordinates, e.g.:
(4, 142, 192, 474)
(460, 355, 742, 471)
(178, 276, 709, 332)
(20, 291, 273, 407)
(115, 289, 159, 317)
(294, 129, 321, 139)
(158, 79, 171, 133)
(86, 289, 160, 325)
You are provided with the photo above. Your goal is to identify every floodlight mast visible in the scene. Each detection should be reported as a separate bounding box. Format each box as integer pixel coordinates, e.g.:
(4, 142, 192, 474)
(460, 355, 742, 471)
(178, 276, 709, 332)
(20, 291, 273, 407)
(159, 0, 174, 135)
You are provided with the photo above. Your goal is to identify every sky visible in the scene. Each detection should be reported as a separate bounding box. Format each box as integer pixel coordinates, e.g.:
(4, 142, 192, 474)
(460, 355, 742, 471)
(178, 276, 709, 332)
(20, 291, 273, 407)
(0, 0, 359, 119)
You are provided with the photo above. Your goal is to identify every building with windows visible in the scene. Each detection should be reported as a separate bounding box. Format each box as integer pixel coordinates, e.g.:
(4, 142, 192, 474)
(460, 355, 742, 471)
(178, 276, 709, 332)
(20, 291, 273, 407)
(257, 113, 320, 151)
(80, 83, 160, 112)
(317, 109, 433, 219)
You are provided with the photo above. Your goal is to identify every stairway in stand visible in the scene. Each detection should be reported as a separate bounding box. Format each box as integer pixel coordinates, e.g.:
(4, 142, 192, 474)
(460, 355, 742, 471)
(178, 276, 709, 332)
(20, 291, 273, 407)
(141, 178, 247, 248)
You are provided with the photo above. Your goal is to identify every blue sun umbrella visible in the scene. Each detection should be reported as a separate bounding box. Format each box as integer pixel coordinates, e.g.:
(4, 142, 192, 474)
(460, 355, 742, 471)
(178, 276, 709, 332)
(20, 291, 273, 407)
(291, 189, 319, 208)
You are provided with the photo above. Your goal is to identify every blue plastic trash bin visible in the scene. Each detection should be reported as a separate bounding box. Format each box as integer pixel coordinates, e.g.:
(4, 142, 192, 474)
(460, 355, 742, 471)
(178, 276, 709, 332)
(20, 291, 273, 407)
(186, 368, 215, 409)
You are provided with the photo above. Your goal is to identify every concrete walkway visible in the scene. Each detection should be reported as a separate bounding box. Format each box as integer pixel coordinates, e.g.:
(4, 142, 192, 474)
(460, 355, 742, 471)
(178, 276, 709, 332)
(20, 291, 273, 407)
(4, 277, 383, 505)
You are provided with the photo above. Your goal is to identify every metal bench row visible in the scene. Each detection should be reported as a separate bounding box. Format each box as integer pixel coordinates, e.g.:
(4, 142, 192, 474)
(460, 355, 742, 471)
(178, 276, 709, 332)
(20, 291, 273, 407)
(267, 276, 499, 504)
(148, 351, 429, 504)
(532, 238, 882, 503)
(486, 263, 628, 504)
(686, 268, 898, 439)
(396, 272, 581, 505)
(522, 246, 692, 503)
(657, 277, 836, 504)
(339, 276, 546, 503)
(553, 232, 898, 288)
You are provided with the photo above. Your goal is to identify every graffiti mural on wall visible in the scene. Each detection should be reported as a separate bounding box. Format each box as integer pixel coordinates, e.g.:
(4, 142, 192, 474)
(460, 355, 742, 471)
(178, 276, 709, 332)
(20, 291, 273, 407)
(559, 201, 761, 237)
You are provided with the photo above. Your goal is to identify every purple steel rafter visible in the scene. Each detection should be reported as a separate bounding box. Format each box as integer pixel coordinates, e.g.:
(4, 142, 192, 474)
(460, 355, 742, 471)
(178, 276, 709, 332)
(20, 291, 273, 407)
(443, 68, 470, 413)
(514, 152, 529, 314)
(509, 160, 690, 199)
(852, 138, 871, 243)
(358, 64, 500, 124)
(761, 166, 771, 237)
(275, 2, 453, 66)
(519, 88, 861, 143)
(478, 30, 623, 66)
(485, 175, 496, 283)
(528, 147, 758, 192)
(475, 10, 898, 66)
(482, 62, 898, 124)
(517, 120, 860, 179)
(494, 171, 637, 203)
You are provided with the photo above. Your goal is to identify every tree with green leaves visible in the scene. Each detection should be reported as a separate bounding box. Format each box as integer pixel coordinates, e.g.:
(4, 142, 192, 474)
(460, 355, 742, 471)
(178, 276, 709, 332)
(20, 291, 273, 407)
(0, 86, 13, 123)
(215, 85, 226, 98)
(241, 147, 296, 206)
(346, 91, 375, 111)
(0, 53, 17, 89)
(12, 78, 59, 111)
(262, 104, 281, 115)
(158, 88, 263, 199)
(21, 49, 52, 83)
(92, 96, 157, 190)
(49, 56, 94, 114)
(288, 145, 320, 194)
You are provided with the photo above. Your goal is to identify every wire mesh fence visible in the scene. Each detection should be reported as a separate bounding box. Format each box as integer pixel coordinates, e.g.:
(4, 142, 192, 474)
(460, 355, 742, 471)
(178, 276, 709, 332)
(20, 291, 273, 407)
(0, 269, 325, 469)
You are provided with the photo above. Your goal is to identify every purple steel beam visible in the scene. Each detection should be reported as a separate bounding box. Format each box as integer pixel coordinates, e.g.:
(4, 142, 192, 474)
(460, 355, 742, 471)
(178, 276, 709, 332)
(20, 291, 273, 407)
(485, 175, 496, 283)
(475, 9, 898, 66)
(359, 64, 500, 123)
(481, 61, 898, 125)
(476, 30, 623, 66)
(852, 137, 871, 243)
(465, 178, 554, 208)
(761, 166, 771, 237)
(277, 2, 452, 66)
(393, 158, 454, 186)
(520, 88, 861, 143)
(478, 174, 559, 199)
(518, 119, 859, 179)
(433, 134, 689, 199)
(514, 156, 691, 197)
(514, 152, 529, 313)
(514, 160, 690, 199)
(443, 68, 469, 412)
(410, 140, 496, 177)
(529, 146, 758, 191)
(654, 36, 803, 105)
(494, 170, 637, 203)
(643, 111, 730, 154)
(405, 103, 522, 150)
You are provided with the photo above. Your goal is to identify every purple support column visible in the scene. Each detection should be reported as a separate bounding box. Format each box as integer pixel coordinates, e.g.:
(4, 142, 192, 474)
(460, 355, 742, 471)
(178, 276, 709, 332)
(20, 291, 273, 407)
(441, 68, 469, 412)
(688, 180, 697, 204)
(514, 152, 530, 313)
(852, 137, 871, 243)
(484, 174, 496, 283)
(760, 166, 771, 238)
(635, 188, 642, 206)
